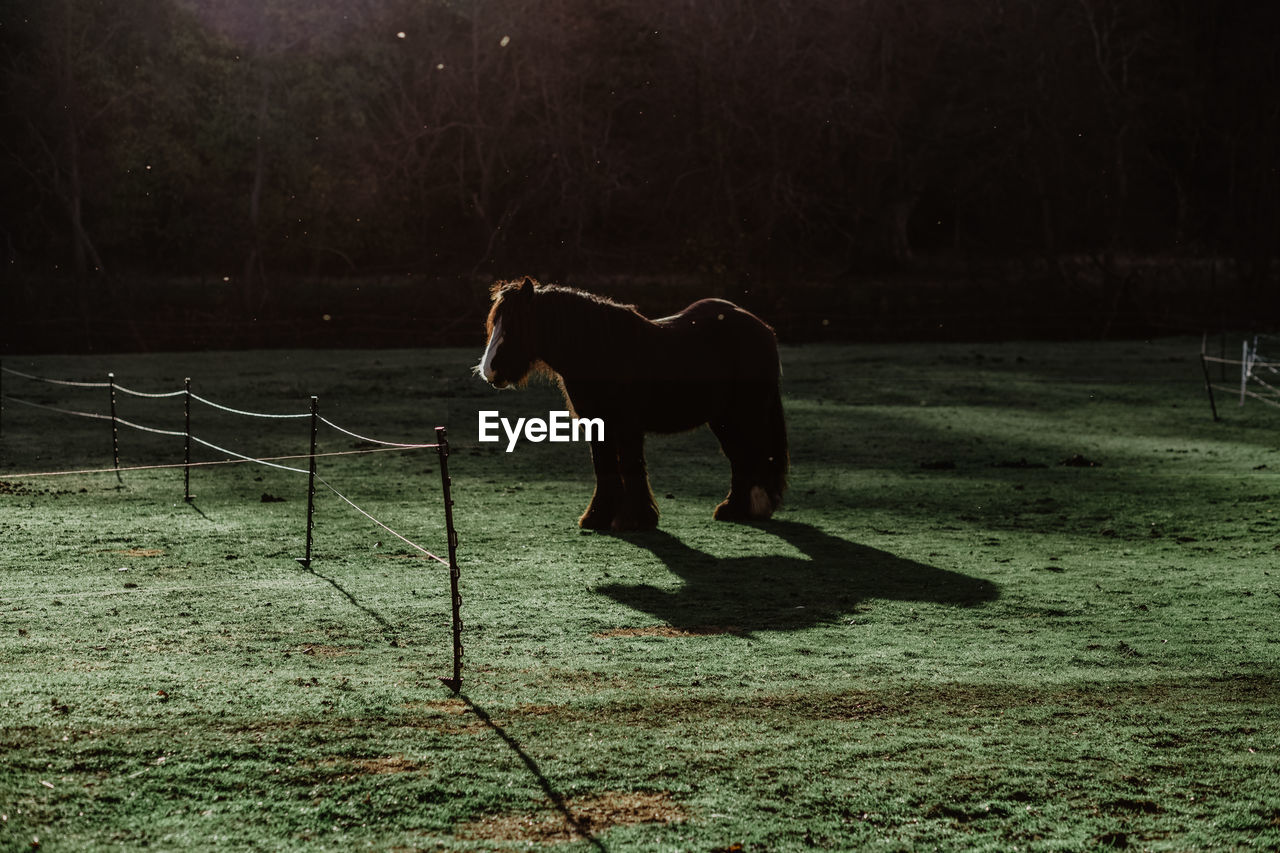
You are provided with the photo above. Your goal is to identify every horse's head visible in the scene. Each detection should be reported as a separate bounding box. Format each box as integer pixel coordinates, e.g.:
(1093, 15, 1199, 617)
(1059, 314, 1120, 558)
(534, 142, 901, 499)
(477, 277, 538, 388)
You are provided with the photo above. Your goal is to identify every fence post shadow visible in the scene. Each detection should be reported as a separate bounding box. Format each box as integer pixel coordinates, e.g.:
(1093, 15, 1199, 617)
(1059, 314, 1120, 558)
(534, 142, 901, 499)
(459, 694, 608, 852)
(298, 561, 400, 642)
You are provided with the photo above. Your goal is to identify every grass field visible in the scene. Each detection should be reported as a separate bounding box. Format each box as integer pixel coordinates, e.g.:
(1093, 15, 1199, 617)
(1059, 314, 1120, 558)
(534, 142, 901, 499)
(1, 338, 1277, 851)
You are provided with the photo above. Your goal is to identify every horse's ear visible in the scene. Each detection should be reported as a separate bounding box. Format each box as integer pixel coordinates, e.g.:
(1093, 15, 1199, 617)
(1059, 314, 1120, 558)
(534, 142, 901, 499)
(519, 276, 536, 298)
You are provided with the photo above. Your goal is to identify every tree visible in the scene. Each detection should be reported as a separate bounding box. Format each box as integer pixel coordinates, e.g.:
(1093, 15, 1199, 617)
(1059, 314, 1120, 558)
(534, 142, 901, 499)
(3, 0, 126, 278)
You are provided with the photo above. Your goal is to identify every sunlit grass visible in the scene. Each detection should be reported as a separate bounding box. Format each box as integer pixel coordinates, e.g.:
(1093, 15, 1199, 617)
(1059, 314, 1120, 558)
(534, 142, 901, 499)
(1, 338, 1277, 850)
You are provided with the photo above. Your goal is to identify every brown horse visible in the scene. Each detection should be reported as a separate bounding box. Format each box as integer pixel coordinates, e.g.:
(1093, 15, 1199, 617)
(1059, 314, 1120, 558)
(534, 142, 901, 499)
(477, 277, 787, 530)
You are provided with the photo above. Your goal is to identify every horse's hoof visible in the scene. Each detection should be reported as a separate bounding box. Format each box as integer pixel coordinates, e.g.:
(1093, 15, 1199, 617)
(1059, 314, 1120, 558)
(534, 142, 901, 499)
(611, 516, 658, 532)
(713, 500, 745, 521)
(715, 486, 778, 522)
(610, 505, 659, 531)
(714, 498, 773, 523)
(578, 509, 613, 530)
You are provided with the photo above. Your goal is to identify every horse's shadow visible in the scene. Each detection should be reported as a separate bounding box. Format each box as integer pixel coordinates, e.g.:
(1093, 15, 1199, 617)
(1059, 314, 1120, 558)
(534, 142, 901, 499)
(598, 519, 999, 634)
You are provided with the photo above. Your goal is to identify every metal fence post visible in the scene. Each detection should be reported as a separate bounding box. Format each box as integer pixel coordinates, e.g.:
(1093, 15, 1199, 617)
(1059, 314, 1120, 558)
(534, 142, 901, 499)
(435, 426, 463, 692)
(1199, 333, 1220, 422)
(108, 372, 122, 484)
(299, 396, 319, 568)
(183, 378, 193, 501)
(1240, 339, 1251, 406)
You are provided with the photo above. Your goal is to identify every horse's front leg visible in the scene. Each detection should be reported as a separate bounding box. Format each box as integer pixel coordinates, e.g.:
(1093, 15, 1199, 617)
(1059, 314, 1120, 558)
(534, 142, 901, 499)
(613, 430, 659, 531)
(579, 437, 622, 530)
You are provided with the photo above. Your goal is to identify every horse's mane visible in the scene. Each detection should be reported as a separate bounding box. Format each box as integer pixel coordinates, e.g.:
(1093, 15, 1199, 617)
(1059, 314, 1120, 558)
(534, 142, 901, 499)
(489, 278, 649, 382)
(489, 278, 642, 317)
(491, 278, 648, 337)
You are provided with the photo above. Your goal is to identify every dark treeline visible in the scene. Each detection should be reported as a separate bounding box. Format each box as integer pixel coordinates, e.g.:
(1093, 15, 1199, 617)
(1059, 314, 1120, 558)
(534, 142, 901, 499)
(1, 0, 1278, 347)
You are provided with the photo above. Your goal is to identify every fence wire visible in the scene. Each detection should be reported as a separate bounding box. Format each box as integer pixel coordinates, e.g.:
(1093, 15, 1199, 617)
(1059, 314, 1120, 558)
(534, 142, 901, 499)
(1201, 335, 1280, 411)
(1, 366, 110, 388)
(188, 392, 312, 420)
(3, 362, 463, 689)
(2, 365, 445, 562)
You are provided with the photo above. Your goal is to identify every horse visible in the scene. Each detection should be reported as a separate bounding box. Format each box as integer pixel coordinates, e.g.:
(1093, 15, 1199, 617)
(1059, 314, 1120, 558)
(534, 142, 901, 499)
(476, 277, 788, 530)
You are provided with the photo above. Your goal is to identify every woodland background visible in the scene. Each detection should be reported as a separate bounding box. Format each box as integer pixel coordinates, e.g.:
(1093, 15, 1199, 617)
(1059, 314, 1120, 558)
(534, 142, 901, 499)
(2, 0, 1277, 350)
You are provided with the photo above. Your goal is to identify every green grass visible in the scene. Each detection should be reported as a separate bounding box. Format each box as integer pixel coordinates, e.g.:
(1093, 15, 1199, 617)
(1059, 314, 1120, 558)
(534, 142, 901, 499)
(1, 339, 1277, 851)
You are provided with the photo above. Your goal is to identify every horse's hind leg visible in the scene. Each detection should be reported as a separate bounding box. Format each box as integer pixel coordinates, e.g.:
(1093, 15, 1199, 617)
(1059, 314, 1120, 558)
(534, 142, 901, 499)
(710, 403, 784, 522)
(579, 438, 622, 530)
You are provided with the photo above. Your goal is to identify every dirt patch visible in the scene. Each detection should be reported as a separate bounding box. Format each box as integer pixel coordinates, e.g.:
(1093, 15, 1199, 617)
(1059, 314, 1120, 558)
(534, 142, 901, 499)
(399, 698, 490, 734)
(114, 548, 166, 558)
(456, 790, 687, 845)
(1060, 454, 1102, 467)
(348, 755, 422, 774)
(303, 755, 425, 781)
(297, 644, 355, 658)
(402, 698, 471, 715)
(595, 625, 745, 638)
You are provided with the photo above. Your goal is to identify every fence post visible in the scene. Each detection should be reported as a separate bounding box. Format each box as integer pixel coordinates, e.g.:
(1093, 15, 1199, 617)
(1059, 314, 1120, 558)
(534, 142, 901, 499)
(299, 396, 319, 568)
(435, 426, 463, 693)
(1199, 351, 1219, 422)
(183, 378, 193, 501)
(108, 372, 122, 484)
(1240, 339, 1251, 406)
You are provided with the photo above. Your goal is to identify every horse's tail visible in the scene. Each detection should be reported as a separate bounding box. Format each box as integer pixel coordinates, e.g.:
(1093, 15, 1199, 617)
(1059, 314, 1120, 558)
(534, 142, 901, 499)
(762, 380, 789, 511)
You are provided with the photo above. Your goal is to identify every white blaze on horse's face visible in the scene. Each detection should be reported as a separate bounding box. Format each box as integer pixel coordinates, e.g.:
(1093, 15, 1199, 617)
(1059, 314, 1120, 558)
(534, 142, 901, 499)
(479, 315, 506, 387)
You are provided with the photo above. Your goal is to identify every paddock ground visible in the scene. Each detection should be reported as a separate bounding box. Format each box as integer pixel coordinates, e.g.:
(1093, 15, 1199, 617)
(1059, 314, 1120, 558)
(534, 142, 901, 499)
(1, 339, 1277, 850)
